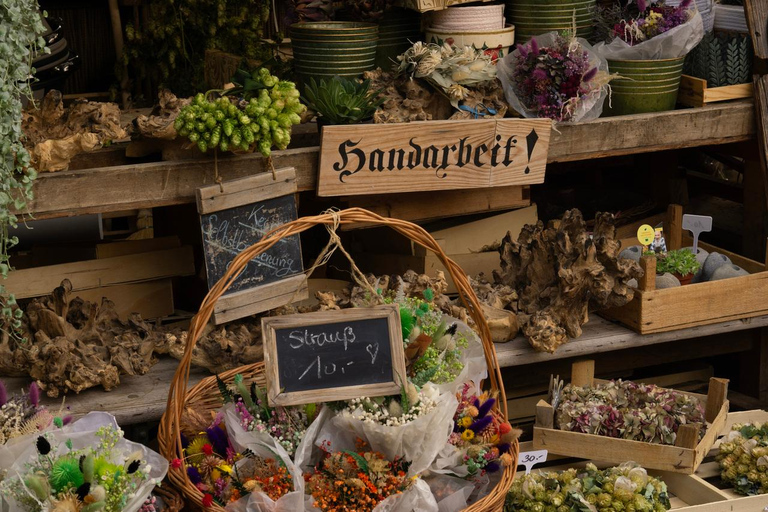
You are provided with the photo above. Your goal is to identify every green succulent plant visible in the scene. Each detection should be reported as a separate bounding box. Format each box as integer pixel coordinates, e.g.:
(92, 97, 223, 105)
(656, 249, 701, 277)
(302, 76, 384, 125)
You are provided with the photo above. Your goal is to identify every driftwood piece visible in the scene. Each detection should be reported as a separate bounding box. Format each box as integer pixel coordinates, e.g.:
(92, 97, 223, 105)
(22, 90, 129, 172)
(365, 69, 453, 123)
(132, 90, 191, 140)
(10, 280, 162, 397)
(493, 210, 641, 353)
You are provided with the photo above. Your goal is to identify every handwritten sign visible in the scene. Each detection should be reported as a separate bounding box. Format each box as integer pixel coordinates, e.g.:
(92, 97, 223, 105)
(519, 449, 548, 474)
(196, 168, 307, 324)
(317, 118, 551, 197)
(262, 305, 406, 406)
(682, 214, 712, 254)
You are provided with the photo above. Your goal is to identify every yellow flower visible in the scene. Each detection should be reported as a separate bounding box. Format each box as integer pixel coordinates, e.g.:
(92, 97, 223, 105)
(461, 429, 475, 441)
(459, 416, 472, 428)
(218, 464, 232, 474)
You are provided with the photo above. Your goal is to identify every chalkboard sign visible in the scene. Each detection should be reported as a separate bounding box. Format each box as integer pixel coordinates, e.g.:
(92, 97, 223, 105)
(200, 194, 302, 293)
(196, 168, 308, 324)
(262, 305, 406, 406)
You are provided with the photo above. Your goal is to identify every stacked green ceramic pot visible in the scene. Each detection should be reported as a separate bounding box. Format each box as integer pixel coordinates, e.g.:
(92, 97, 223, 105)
(604, 57, 686, 116)
(291, 22, 379, 89)
(376, 9, 422, 71)
(505, 0, 596, 43)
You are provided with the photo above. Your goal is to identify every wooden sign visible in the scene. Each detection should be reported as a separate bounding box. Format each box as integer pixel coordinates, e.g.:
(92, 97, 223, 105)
(317, 118, 552, 197)
(197, 167, 307, 324)
(262, 305, 406, 406)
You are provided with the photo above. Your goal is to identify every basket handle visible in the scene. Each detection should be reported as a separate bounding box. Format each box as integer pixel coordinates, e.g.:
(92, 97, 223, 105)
(160, 207, 508, 463)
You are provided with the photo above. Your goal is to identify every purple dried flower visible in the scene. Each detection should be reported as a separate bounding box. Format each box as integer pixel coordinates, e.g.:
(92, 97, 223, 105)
(680, 0, 692, 8)
(530, 37, 539, 55)
(517, 44, 529, 58)
(181, 432, 189, 449)
(0, 380, 6, 407)
(206, 425, 229, 456)
(28, 382, 40, 407)
(62, 415, 73, 426)
(187, 466, 203, 484)
(583, 67, 598, 82)
(477, 398, 496, 419)
(532, 68, 548, 81)
(469, 415, 493, 433)
(637, 0, 647, 12)
(485, 461, 501, 473)
(497, 442, 511, 454)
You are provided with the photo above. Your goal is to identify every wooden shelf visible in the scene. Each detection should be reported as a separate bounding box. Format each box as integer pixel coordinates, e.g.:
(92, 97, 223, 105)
(4, 313, 767, 427)
(24, 101, 755, 220)
(495, 314, 768, 368)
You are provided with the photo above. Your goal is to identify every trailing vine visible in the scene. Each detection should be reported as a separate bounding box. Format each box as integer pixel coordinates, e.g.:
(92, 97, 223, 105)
(0, 1, 47, 330)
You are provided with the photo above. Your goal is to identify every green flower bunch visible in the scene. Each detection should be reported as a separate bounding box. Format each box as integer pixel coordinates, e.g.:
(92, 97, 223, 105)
(504, 462, 671, 512)
(1, 426, 154, 512)
(174, 68, 304, 156)
(717, 421, 768, 495)
(655, 249, 701, 277)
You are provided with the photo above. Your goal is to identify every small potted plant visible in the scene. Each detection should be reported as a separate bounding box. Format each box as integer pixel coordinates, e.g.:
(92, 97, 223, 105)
(302, 75, 385, 130)
(656, 248, 701, 285)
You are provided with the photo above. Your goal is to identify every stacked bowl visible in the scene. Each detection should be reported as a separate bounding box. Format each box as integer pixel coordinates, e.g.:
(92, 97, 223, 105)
(425, 4, 515, 60)
(505, 0, 596, 43)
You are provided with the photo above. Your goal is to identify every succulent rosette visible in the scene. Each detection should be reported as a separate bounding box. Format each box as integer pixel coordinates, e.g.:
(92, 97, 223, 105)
(717, 421, 768, 495)
(497, 33, 611, 123)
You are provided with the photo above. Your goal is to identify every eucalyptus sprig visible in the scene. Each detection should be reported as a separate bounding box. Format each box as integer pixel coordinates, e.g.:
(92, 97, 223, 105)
(0, 1, 47, 332)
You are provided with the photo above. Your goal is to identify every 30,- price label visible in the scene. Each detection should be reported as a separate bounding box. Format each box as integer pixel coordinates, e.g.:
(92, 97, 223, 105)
(519, 449, 548, 474)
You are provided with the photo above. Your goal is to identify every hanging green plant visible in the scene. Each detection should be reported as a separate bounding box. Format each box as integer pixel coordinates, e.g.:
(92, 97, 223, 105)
(0, 1, 47, 331)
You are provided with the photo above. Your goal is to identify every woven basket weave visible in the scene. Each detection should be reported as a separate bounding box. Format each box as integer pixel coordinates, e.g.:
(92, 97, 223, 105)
(158, 208, 518, 512)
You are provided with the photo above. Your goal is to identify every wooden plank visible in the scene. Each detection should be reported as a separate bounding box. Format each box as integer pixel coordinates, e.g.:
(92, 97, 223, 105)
(317, 118, 551, 196)
(22, 103, 756, 220)
(535, 399, 554, 428)
(571, 360, 595, 387)
(196, 167, 297, 214)
(74, 279, 174, 319)
(667, 204, 684, 251)
(342, 186, 530, 227)
(0, 357, 208, 426)
(676, 424, 702, 449)
(706, 378, 730, 423)
(639, 255, 657, 291)
(95, 236, 181, 259)
(678, 75, 753, 108)
(3, 246, 195, 299)
(657, 473, 730, 506)
(745, 0, 768, 59)
(496, 314, 768, 368)
(213, 274, 308, 324)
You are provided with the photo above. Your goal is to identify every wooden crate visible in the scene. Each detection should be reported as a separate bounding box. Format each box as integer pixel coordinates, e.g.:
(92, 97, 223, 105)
(532, 360, 730, 474)
(601, 205, 768, 334)
(678, 75, 754, 108)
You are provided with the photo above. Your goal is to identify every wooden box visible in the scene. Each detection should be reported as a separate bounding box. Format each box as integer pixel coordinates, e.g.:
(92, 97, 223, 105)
(678, 75, 753, 108)
(532, 360, 730, 474)
(601, 205, 768, 334)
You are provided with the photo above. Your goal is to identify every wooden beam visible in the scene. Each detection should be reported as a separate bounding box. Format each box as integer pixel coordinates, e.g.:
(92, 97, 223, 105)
(22, 102, 756, 220)
(639, 255, 657, 291)
(705, 377, 730, 423)
(745, 0, 768, 60)
(674, 423, 701, 449)
(666, 203, 683, 251)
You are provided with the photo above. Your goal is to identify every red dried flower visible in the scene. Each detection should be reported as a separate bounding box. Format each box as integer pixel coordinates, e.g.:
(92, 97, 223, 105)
(202, 443, 214, 456)
(171, 458, 183, 469)
(202, 494, 214, 507)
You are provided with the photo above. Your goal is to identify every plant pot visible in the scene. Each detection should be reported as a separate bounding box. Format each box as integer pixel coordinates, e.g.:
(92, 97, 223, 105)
(505, 0, 596, 42)
(603, 57, 686, 116)
(375, 8, 423, 71)
(429, 4, 506, 31)
(674, 273, 695, 286)
(684, 32, 753, 87)
(290, 22, 379, 90)
(425, 25, 516, 60)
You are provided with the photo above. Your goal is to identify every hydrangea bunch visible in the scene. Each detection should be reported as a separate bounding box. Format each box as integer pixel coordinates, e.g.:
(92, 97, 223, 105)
(396, 41, 497, 101)
(449, 384, 518, 477)
(717, 421, 768, 495)
(305, 448, 413, 512)
(180, 413, 293, 506)
(511, 35, 604, 122)
(337, 382, 439, 427)
(504, 462, 671, 512)
(0, 381, 65, 446)
(610, 0, 695, 46)
(223, 374, 320, 458)
(1, 426, 155, 512)
(556, 379, 706, 445)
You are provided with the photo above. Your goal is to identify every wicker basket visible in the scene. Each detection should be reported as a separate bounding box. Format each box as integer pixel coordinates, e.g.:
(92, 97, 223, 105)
(158, 207, 518, 512)
(153, 483, 185, 512)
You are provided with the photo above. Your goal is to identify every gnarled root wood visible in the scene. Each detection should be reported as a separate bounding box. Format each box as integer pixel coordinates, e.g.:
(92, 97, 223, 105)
(492, 210, 641, 352)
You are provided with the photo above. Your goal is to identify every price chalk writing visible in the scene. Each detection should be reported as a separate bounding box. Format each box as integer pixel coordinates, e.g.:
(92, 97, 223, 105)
(262, 305, 406, 406)
(519, 449, 548, 475)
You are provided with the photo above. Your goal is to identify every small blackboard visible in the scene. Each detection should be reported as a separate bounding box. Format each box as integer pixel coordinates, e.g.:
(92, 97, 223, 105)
(200, 194, 302, 293)
(196, 168, 308, 324)
(262, 305, 406, 406)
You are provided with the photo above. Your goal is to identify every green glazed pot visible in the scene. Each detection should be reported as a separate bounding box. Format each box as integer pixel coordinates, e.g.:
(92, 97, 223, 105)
(291, 22, 379, 88)
(506, 0, 595, 41)
(375, 9, 422, 71)
(604, 57, 686, 116)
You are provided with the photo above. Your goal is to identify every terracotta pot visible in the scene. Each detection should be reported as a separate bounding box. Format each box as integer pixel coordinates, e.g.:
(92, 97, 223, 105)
(674, 273, 694, 286)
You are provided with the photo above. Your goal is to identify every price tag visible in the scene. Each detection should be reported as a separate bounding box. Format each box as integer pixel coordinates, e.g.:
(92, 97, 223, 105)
(519, 449, 548, 474)
(636, 224, 654, 249)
